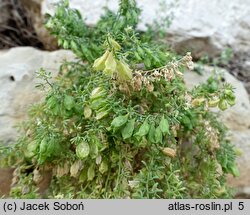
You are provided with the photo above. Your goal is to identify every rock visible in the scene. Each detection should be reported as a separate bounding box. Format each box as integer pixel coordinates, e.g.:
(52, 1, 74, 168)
(0, 0, 10, 26)
(0, 47, 75, 145)
(226, 52, 250, 97)
(0, 168, 14, 197)
(41, 0, 250, 58)
(184, 66, 250, 196)
(20, 0, 58, 50)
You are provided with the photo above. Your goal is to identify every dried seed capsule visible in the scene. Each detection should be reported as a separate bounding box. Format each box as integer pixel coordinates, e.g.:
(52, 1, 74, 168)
(191, 97, 205, 107)
(208, 99, 220, 107)
(70, 160, 83, 178)
(162, 147, 176, 158)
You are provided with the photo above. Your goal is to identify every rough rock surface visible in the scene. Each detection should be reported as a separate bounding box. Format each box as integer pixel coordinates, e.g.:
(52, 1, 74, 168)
(42, 0, 250, 58)
(0, 47, 75, 145)
(0, 0, 10, 26)
(0, 168, 14, 197)
(184, 66, 250, 196)
(20, 0, 58, 50)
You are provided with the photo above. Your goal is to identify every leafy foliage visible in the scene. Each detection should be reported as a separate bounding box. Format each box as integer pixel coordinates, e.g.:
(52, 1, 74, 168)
(0, 0, 238, 199)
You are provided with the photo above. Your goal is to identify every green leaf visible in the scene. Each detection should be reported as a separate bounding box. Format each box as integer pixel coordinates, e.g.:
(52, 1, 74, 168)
(159, 116, 169, 134)
(64, 95, 74, 110)
(134, 119, 150, 137)
(229, 164, 240, 177)
(111, 114, 128, 128)
(148, 124, 156, 143)
(76, 141, 90, 159)
(39, 138, 47, 154)
(87, 164, 95, 181)
(155, 126, 163, 144)
(46, 138, 60, 157)
(122, 118, 135, 139)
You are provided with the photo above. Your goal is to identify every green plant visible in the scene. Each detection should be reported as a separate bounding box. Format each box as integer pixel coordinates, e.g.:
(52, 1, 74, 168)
(0, 0, 238, 199)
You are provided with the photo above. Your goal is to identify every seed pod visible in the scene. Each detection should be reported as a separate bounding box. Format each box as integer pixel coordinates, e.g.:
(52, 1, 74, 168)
(90, 87, 106, 100)
(208, 99, 220, 107)
(79, 169, 87, 183)
(162, 147, 176, 158)
(87, 164, 95, 181)
(224, 89, 233, 96)
(84, 106, 92, 119)
(104, 51, 117, 75)
(226, 94, 236, 106)
(76, 141, 90, 159)
(218, 99, 227, 111)
(110, 38, 121, 51)
(117, 60, 132, 80)
(93, 50, 110, 71)
(96, 155, 102, 165)
(90, 98, 107, 110)
(99, 160, 108, 174)
(146, 83, 154, 92)
(70, 160, 83, 178)
(95, 110, 109, 120)
(192, 97, 205, 107)
(56, 162, 69, 177)
(128, 180, 140, 188)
